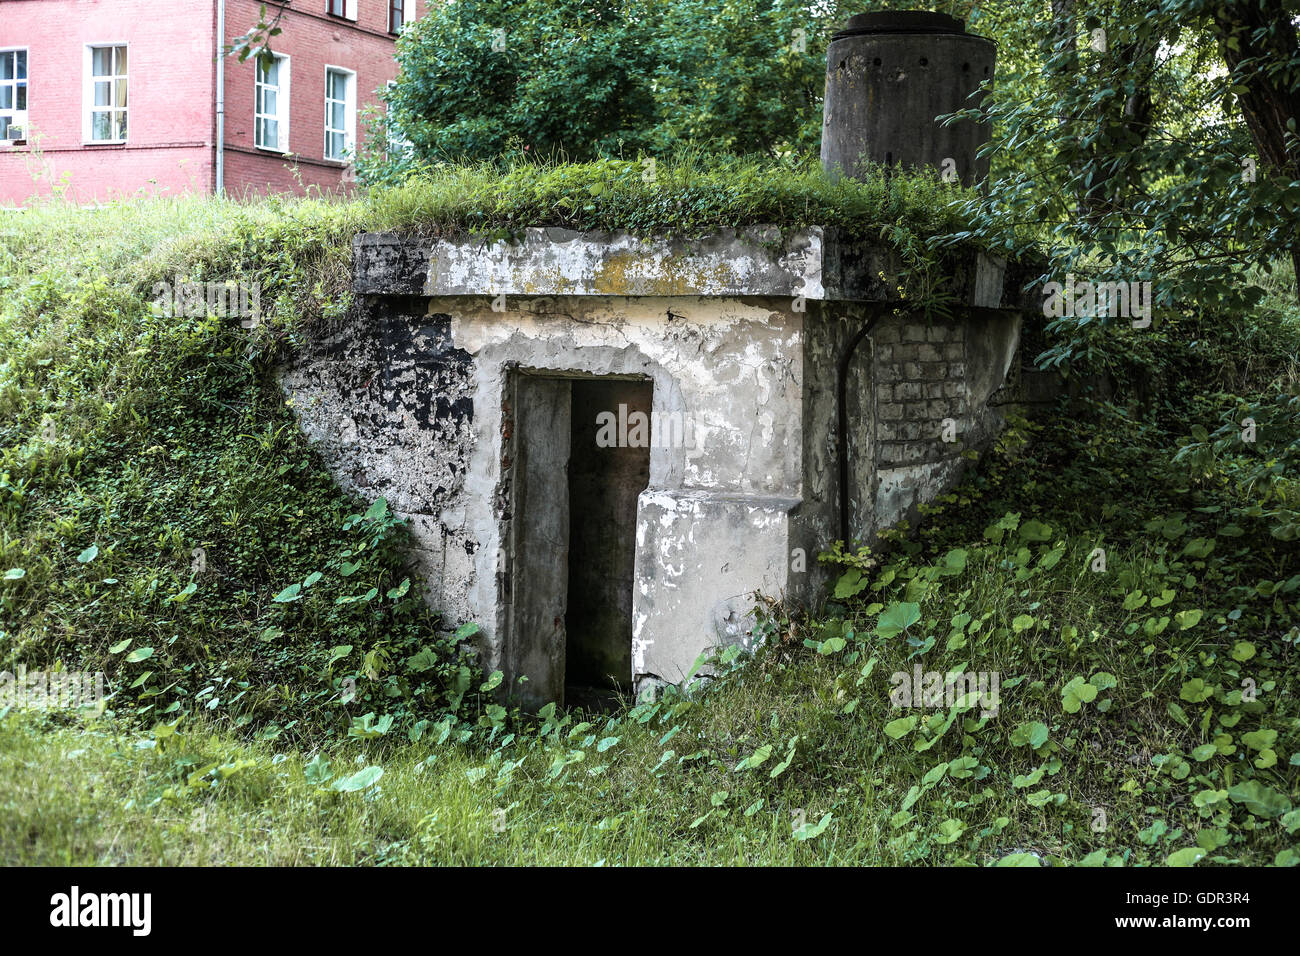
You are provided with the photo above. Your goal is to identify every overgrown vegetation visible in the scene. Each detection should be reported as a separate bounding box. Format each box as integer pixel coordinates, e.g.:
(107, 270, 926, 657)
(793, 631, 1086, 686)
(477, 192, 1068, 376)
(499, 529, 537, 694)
(4, 344, 1297, 864)
(0, 161, 974, 750)
(2, 161, 1297, 865)
(364, 152, 975, 245)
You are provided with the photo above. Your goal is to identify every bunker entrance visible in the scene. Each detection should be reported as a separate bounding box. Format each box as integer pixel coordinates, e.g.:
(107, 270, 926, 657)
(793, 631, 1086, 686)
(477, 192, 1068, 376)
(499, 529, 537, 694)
(507, 372, 651, 710)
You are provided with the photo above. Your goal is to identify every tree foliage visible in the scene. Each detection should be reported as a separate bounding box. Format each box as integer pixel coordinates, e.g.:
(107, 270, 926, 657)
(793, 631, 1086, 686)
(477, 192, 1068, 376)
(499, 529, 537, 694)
(362, 0, 851, 180)
(947, 0, 1300, 335)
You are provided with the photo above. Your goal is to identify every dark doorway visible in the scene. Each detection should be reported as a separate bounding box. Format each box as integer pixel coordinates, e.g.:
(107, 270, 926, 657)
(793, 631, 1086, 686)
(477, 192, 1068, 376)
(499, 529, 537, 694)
(506, 372, 650, 711)
(565, 379, 651, 708)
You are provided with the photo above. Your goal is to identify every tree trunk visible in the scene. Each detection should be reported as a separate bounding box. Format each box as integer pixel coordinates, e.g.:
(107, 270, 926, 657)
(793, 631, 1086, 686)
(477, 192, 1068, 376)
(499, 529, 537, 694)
(1210, 0, 1300, 302)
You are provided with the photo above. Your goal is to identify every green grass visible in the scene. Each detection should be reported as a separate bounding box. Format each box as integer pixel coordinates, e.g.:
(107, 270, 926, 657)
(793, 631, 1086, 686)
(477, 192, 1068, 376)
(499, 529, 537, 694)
(4, 484, 1295, 865)
(4, 397, 1298, 866)
(2, 171, 1298, 866)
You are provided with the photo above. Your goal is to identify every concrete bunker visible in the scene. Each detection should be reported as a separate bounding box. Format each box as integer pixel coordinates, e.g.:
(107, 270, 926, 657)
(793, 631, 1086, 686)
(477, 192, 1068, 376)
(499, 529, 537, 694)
(278, 11, 1044, 705)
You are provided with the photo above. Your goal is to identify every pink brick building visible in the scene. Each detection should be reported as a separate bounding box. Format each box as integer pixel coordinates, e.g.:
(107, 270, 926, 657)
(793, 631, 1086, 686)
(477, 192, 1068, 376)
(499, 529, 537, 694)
(0, 0, 420, 204)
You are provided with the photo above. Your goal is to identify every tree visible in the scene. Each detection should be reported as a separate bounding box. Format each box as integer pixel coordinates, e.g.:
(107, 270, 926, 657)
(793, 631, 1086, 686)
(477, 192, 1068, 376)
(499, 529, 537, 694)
(952, 0, 1300, 334)
(365, 0, 849, 177)
(380, 0, 661, 167)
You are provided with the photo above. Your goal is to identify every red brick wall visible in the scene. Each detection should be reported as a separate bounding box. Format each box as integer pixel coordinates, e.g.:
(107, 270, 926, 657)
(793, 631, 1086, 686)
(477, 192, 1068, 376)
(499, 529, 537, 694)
(0, 0, 217, 204)
(0, 0, 416, 204)
(221, 0, 412, 197)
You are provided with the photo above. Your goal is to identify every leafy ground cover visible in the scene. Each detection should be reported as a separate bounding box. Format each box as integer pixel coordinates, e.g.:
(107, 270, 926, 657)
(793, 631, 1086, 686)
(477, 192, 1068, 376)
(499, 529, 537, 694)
(1, 170, 1296, 865)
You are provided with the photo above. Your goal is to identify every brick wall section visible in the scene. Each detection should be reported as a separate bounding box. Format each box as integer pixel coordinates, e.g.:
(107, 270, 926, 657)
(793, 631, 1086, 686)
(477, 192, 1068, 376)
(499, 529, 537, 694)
(0, 0, 217, 203)
(872, 318, 968, 468)
(222, 0, 414, 196)
(0, 0, 419, 203)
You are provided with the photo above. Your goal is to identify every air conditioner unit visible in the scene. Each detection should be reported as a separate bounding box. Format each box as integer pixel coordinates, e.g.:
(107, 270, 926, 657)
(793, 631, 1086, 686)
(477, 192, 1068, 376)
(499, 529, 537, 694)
(4, 126, 25, 141)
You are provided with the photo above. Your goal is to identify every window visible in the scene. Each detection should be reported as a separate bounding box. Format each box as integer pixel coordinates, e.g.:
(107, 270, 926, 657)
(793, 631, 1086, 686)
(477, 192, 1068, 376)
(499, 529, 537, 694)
(384, 79, 413, 160)
(324, 67, 355, 161)
(0, 49, 27, 140)
(327, 0, 357, 21)
(84, 45, 127, 143)
(255, 54, 290, 151)
(389, 0, 417, 34)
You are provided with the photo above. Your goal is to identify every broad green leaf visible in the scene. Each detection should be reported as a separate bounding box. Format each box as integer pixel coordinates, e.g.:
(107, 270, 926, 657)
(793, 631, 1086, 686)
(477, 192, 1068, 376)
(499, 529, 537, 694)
(1010, 721, 1049, 748)
(331, 765, 384, 792)
(793, 811, 832, 841)
(1227, 781, 1291, 818)
(1166, 847, 1206, 867)
(737, 744, 773, 771)
(272, 582, 302, 603)
(885, 716, 918, 739)
(875, 602, 921, 639)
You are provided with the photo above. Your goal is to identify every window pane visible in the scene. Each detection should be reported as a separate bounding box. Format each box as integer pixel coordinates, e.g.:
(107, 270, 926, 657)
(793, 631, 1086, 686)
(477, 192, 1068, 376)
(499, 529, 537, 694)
(116, 109, 127, 140)
(116, 78, 128, 109)
(1, 53, 12, 81)
(115, 46, 126, 74)
(0, 117, 9, 137)
(92, 111, 110, 140)
(94, 80, 111, 107)
(263, 88, 277, 115)
(327, 130, 343, 158)
(0, 87, 10, 110)
(16, 86, 25, 110)
(92, 47, 112, 76)
(330, 101, 346, 131)
(16, 51, 25, 80)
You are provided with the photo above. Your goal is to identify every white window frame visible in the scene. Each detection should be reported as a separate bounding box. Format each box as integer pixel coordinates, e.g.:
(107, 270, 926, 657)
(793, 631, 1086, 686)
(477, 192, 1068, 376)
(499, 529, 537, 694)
(255, 53, 291, 153)
(0, 48, 28, 140)
(323, 65, 356, 162)
(82, 43, 128, 144)
(389, 0, 417, 33)
(327, 0, 358, 21)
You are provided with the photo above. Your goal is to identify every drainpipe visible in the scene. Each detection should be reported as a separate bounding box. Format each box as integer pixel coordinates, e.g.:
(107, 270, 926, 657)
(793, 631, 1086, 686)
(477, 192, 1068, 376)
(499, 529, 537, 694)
(823, 11, 996, 545)
(215, 0, 225, 195)
(835, 305, 885, 545)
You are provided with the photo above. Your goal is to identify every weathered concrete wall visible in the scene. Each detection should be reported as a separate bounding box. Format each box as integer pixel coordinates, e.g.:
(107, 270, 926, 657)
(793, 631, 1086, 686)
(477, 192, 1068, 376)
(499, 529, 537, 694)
(282, 227, 1028, 703)
(453, 294, 804, 694)
(279, 298, 479, 625)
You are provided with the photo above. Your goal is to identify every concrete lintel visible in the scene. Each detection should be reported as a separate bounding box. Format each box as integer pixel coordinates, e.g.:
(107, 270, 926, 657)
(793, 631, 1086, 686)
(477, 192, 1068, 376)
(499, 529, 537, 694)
(353, 227, 1028, 308)
(424, 225, 824, 299)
